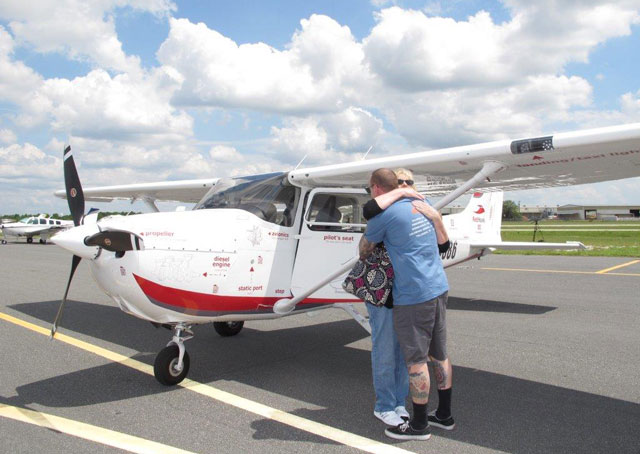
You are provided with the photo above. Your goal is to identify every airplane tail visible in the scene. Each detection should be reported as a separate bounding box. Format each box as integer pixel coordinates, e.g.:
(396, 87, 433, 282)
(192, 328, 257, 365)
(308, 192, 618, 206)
(444, 191, 585, 252)
(444, 191, 504, 244)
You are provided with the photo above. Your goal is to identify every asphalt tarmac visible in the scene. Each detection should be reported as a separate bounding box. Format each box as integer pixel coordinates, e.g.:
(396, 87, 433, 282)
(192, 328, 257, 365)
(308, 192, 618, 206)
(1, 243, 639, 454)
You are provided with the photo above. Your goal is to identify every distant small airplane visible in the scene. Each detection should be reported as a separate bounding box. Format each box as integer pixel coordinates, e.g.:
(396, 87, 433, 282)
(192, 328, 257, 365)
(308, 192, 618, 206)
(1, 214, 74, 244)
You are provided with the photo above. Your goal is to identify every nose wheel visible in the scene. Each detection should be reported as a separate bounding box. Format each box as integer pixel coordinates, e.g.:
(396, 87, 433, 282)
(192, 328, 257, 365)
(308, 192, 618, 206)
(154, 323, 193, 386)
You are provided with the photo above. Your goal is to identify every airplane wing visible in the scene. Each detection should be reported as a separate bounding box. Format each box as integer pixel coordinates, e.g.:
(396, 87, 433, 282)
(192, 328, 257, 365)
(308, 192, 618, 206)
(53, 123, 640, 203)
(288, 122, 640, 195)
(54, 179, 219, 204)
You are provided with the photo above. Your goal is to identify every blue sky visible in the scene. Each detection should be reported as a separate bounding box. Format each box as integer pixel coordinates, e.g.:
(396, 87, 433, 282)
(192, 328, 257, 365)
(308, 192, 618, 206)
(1, 0, 640, 214)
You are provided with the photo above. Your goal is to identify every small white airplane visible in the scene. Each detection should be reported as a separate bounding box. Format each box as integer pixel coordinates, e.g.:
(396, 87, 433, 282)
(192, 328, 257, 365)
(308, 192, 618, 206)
(1, 214, 74, 244)
(51, 122, 640, 385)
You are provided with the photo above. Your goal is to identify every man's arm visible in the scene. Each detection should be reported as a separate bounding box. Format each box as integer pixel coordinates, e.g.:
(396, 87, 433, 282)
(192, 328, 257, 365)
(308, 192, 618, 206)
(412, 200, 449, 245)
(358, 234, 377, 260)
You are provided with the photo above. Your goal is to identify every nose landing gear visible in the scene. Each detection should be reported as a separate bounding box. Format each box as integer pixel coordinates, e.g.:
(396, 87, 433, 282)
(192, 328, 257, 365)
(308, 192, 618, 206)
(154, 323, 193, 386)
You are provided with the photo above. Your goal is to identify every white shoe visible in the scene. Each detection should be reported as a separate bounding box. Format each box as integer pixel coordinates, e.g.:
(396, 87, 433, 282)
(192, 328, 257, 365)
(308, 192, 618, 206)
(395, 406, 410, 420)
(374, 410, 404, 426)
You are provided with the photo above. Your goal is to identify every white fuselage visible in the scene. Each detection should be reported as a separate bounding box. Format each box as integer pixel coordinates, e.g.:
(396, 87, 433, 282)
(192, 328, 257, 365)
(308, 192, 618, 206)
(54, 186, 499, 325)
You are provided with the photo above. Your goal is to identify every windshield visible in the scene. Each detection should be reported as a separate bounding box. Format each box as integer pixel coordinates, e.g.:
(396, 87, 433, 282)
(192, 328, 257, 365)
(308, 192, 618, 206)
(194, 173, 299, 226)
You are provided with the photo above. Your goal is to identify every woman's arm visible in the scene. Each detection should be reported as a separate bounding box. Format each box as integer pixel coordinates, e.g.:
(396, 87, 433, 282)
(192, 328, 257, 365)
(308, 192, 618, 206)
(362, 188, 423, 220)
(375, 187, 423, 210)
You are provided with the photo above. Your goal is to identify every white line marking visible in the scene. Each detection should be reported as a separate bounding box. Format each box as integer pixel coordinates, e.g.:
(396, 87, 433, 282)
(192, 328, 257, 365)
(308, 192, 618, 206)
(0, 312, 419, 454)
(0, 403, 197, 454)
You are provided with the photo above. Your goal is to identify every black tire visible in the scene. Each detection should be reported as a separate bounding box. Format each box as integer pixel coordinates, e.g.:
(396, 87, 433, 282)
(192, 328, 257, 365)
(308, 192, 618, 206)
(213, 321, 244, 337)
(26, 237, 33, 243)
(153, 345, 190, 386)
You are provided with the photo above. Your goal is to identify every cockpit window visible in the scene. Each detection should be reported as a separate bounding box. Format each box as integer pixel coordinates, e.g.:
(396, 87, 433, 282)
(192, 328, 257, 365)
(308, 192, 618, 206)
(194, 173, 300, 227)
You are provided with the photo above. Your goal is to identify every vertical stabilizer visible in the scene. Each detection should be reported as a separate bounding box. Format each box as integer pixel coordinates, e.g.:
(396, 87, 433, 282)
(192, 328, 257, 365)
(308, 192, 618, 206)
(443, 191, 503, 242)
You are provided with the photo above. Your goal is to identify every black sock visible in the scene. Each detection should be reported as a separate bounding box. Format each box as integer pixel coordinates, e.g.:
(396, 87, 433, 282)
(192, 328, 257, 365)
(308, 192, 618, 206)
(436, 388, 452, 419)
(411, 402, 428, 429)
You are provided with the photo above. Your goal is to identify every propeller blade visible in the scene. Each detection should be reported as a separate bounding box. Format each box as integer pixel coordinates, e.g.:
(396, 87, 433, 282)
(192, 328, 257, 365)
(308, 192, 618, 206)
(63, 146, 85, 227)
(50, 254, 82, 339)
(84, 230, 144, 252)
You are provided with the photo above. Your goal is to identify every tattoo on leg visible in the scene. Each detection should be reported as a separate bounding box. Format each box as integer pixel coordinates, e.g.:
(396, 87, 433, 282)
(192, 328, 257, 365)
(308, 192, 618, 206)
(409, 371, 429, 401)
(434, 361, 448, 389)
(433, 360, 450, 389)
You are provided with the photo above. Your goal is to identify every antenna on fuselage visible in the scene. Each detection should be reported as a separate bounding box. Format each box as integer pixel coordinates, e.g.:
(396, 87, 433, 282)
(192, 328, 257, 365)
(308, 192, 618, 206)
(294, 154, 308, 170)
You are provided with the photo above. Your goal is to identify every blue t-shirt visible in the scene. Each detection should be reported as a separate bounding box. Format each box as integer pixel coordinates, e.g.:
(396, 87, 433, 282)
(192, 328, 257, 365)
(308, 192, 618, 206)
(365, 198, 448, 305)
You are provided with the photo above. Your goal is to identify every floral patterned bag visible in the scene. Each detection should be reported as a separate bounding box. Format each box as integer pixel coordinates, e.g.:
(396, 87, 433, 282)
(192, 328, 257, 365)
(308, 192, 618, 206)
(342, 244, 394, 307)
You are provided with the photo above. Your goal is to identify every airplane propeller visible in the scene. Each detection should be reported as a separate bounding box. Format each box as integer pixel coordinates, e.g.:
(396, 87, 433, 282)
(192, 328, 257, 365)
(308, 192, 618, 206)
(50, 146, 85, 338)
(64, 145, 85, 227)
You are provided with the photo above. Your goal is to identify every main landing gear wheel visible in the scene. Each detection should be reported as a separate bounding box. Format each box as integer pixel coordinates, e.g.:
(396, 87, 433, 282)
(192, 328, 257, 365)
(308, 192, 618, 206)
(214, 321, 244, 337)
(27, 237, 33, 243)
(39, 238, 47, 244)
(154, 345, 190, 386)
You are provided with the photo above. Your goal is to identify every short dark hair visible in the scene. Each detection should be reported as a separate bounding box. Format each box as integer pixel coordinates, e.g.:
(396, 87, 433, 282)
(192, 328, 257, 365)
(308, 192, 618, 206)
(370, 168, 398, 192)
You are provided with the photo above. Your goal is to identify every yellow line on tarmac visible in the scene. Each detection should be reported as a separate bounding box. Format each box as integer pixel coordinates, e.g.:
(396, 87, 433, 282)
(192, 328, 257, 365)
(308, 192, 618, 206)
(0, 403, 196, 454)
(481, 267, 640, 277)
(0, 312, 417, 454)
(595, 259, 640, 274)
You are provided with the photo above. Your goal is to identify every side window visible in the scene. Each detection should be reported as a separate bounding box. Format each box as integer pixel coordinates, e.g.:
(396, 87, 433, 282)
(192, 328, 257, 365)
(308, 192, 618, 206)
(273, 185, 299, 227)
(306, 192, 369, 232)
(39, 218, 46, 224)
(56, 220, 61, 225)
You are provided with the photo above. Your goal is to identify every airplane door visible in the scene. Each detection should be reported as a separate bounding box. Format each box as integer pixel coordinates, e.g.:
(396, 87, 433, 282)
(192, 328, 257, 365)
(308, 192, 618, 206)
(290, 188, 370, 300)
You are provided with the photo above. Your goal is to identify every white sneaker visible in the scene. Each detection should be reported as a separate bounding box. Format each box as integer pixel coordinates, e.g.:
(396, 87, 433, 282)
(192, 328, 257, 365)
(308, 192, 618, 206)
(374, 410, 404, 426)
(395, 406, 410, 421)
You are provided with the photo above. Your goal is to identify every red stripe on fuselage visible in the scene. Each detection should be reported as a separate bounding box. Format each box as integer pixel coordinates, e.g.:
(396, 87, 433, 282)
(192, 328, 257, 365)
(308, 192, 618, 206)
(133, 274, 359, 313)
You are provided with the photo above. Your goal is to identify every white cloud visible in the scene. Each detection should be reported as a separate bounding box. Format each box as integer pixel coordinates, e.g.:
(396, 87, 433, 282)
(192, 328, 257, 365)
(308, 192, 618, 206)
(269, 108, 385, 165)
(318, 107, 385, 152)
(0, 26, 43, 107)
(0, 143, 61, 186)
(0, 128, 17, 144)
(380, 75, 593, 147)
(363, 4, 640, 91)
(157, 15, 368, 113)
(0, 0, 176, 73)
(208, 145, 244, 163)
(32, 68, 193, 143)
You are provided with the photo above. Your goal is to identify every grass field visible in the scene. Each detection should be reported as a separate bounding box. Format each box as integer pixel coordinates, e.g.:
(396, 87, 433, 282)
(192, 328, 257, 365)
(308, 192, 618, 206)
(499, 220, 640, 257)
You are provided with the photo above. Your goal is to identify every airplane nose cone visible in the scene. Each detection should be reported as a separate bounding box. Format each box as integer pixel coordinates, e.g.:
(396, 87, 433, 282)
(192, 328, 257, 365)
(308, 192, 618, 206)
(52, 224, 101, 259)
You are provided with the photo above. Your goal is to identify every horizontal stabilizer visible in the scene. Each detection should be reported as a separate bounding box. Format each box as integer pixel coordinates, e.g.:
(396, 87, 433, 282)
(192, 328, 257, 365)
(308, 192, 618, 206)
(470, 241, 585, 250)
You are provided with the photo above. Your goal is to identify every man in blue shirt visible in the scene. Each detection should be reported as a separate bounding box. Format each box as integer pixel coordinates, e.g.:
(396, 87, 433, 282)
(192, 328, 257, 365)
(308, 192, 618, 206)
(359, 168, 455, 440)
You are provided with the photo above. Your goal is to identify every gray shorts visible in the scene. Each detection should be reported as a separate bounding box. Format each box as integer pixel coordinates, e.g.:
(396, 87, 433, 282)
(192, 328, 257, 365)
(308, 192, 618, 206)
(393, 291, 448, 365)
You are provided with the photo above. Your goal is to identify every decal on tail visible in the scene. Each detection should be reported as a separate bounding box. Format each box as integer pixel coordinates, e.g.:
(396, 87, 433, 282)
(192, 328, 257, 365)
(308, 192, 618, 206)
(443, 191, 504, 243)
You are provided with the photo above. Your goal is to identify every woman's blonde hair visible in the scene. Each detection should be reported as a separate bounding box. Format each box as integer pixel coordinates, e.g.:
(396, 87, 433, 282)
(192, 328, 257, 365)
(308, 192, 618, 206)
(394, 168, 416, 189)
